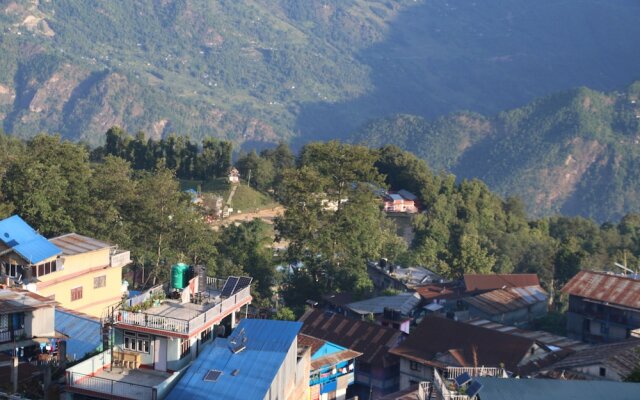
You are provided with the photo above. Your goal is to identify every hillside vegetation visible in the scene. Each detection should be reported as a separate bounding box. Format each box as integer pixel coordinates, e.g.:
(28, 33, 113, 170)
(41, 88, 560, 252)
(353, 83, 640, 222)
(1, 0, 640, 148)
(0, 0, 413, 145)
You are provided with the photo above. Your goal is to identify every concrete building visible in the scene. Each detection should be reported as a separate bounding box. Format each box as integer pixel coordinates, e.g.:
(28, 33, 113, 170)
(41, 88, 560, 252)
(562, 271, 640, 343)
(167, 319, 310, 400)
(547, 339, 640, 381)
(65, 275, 253, 400)
(38, 233, 131, 317)
(0, 215, 131, 318)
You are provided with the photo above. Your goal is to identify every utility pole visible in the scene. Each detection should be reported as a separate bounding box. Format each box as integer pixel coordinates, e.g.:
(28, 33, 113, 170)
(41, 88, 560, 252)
(247, 168, 252, 187)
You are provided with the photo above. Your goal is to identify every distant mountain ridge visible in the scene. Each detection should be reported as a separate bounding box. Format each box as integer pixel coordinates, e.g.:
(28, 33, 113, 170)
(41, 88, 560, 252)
(1, 0, 640, 149)
(0, 0, 413, 145)
(352, 83, 640, 222)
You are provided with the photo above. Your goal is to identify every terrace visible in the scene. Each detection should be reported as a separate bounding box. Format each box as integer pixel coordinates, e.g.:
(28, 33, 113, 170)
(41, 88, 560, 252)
(109, 276, 252, 338)
(66, 350, 181, 400)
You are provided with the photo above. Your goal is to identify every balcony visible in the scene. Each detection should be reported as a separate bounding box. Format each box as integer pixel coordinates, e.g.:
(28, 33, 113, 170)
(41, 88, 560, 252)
(65, 350, 182, 400)
(0, 328, 25, 344)
(112, 285, 252, 337)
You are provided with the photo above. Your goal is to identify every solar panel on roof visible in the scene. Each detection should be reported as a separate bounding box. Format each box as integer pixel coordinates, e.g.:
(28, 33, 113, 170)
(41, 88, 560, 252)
(234, 276, 252, 293)
(204, 369, 222, 382)
(221, 277, 239, 298)
(455, 372, 472, 387)
(466, 380, 483, 398)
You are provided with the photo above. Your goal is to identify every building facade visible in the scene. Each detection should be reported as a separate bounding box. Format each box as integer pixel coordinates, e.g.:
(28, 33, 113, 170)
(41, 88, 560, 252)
(65, 275, 253, 400)
(562, 271, 640, 343)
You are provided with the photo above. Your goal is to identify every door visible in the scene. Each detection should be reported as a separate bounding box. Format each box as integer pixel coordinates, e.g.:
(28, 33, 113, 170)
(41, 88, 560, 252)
(154, 337, 167, 372)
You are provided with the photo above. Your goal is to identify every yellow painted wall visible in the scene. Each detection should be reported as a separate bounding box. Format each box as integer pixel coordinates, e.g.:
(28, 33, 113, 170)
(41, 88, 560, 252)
(36, 249, 124, 318)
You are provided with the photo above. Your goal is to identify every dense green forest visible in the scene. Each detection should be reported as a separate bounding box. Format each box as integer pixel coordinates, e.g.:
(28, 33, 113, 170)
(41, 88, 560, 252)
(3, 130, 640, 314)
(353, 83, 640, 222)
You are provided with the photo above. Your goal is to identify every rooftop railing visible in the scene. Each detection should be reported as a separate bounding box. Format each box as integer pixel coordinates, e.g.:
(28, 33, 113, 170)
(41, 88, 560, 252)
(67, 371, 156, 400)
(433, 369, 473, 400)
(114, 286, 251, 335)
(446, 366, 506, 379)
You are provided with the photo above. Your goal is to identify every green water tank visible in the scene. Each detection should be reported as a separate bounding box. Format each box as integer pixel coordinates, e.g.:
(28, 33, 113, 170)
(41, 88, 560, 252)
(171, 263, 189, 289)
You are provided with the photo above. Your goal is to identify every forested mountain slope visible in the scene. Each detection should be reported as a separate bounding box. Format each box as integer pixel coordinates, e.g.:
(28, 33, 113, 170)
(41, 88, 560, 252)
(0, 0, 413, 145)
(353, 83, 640, 222)
(1, 0, 640, 148)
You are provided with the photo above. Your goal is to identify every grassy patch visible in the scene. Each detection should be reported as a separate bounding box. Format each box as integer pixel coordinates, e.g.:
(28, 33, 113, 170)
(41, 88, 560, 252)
(180, 178, 277, 211)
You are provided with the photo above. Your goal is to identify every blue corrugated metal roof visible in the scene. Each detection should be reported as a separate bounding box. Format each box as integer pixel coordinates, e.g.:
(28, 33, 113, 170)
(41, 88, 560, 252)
(312, 342, 346, 360)
(0, 215, 61, 264)
(475, 377, 640, 400)
(388, 194, 403, 201)
(55, 308, 102, 360)
(167, 319, 302, 400)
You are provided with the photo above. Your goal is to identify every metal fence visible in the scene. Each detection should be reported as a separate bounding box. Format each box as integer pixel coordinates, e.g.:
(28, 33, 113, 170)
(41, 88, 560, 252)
(67, 371, 156, 400)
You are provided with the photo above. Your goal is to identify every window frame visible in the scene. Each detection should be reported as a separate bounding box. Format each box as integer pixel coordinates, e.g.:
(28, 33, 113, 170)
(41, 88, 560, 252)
(94, 275, 107, 289)
(70, 286, 83, 302)
(409, 360, 421, 371)
(123, 331, 151, 354)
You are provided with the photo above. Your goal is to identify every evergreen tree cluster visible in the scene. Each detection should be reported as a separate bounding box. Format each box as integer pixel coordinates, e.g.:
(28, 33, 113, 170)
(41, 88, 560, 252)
(95, 126, 232, 180)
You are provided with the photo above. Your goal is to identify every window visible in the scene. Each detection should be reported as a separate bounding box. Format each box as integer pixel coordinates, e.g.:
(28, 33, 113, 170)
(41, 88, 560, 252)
(31, 261, 57, 278)
(180, 338, 190, 359)
(600, 323, 609, 335)
(94, 275, 106, 289)
(123, 331, 150, 353)
(71, 287, 83, 301)
(599, 367, 606, 377)
(2, 261, 24, 278)
(410, 361, 421, 371)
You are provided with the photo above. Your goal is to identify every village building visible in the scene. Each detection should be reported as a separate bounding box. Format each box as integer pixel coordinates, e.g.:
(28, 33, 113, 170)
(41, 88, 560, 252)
(167, 319, 310, 400)
(299, 309, 404, 398)
(463, 273, 541, 294)
(389, 315, 567, 390)
(0, 215, 131, 318)
(65, 274, 253, 400)
(562, 270, 640, 342)
(382, 192, 418, 214)
(298, 334, 361, 400)
(228, 167, 240, 183)
(546, 339, 640, 381)
(0, 287, 57, 353)
(462, 285, 548, 327)
(39, 233, 131, 318)
(368, 261, 443, 293)
(344, 293, 421, 333)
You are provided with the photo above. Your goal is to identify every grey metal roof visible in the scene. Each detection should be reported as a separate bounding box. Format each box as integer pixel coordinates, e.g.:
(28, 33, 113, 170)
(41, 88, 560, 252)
(0, 288, 57, 313)
(463, 285, 548, 315)
(467, 318, 590, 352)
(346, 292, 421, 315)
(475, 377, 640, 400)
(55, 308, 102, 360)
(49, 233, 112, 255)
